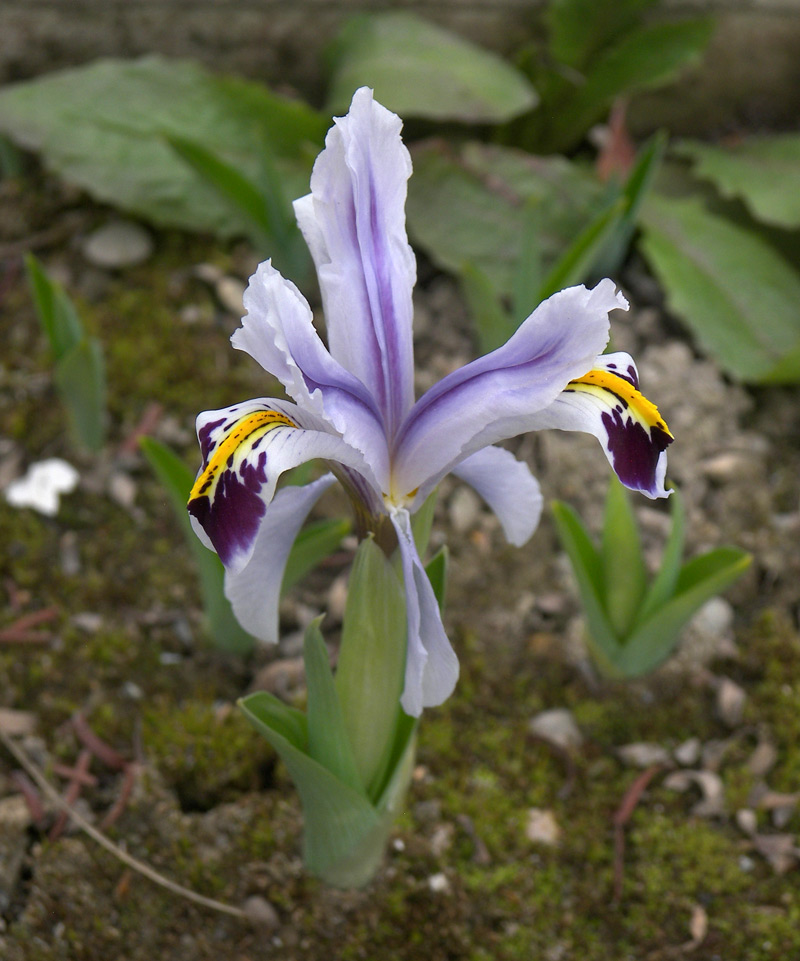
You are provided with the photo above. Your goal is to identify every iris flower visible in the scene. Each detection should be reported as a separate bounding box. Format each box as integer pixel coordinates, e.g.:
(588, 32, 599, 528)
(188, 88, 672, 717)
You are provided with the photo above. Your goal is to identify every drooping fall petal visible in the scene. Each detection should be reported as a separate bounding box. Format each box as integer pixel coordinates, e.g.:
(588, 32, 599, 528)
(392, 281, 626, 502)
(188, 398, 371, 574)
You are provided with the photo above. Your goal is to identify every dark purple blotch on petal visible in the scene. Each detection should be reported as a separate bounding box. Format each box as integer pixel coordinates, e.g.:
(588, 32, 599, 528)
(198, 417, 226, 463)
(188, 453, 270, 568)
(602, 408, 671, 495)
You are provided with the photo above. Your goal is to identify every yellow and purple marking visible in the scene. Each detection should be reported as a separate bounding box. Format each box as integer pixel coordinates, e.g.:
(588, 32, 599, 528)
(565, 364, 673, 496)
(188, 408, 296, 566)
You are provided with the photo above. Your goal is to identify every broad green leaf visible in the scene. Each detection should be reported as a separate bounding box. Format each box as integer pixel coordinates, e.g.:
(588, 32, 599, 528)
(537, 197, 625, 301)
(328, 12, 538, 123)
(166, 135, 278, 247)
(0, 132, 24, 178)
(601, 478, 647, 639)
(425, 546, 449, 613)
(407, 141, 604, 298)
(139, 437, 255, 655)
(551, 500, 623, 675)
(640, 194, 800, 383)
(635, 487, 685, 626)
(54, 338, 107, 453)
(547, 0, 656, 69)
(303, 619, 364, 794)
(616, 547, 751, 676)
(541, 19, 713, 152)
(592, 130, 666, 277)
(460, 261, 517, 355)
(167, 133, 311, 281)
(24, 253, 83, 360)
(239, 692, 386, 888)
(335, 537, 408, 800)
(675, 135, 800, 230)
(511, 201, 546, 325)
(0, 57, 325, 236)
(281, 517, 351, 594)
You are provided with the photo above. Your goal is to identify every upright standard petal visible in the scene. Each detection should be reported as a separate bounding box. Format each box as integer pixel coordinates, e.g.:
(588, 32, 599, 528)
(390, 509, 459, 717)
(224, 474, 336, 644)
(526, 352, 673, 498)
(188, 398, 372, 575)
(451, 446, 543, 547)
(233, 260, 389, 489)
(392, 281, 626, 503)
(294, 87, 416, 437)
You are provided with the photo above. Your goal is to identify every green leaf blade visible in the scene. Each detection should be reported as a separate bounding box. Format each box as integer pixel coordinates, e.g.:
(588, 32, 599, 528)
(24, 253, 83, 360)
(281, 517, 351, 595)
(676, 135, 800, 230)
(328, 12, 538, 123)
(619, 547, 751, 676)
(459, 261, 517, 355)
(303, 619, 364, 795)
(635, 487, 685, 627)
(600, 478, 647, 640)
(407, 141, 604, 301)
(0, 57, 324, 237)
(334, 537, 408, 800)
(139, 437, 255, 655)
(551, 500, 623, 674)
(239, 692, 385, 888)
(53, 337, 107, 452)
(640, 194, 800, 383)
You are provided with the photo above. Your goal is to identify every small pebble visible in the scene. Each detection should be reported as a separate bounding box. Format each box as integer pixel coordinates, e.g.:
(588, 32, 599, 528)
(60, 531, 81, 576)
(108, 471, 137, 509)
(430, 823, 454, 857)
(736, 808, 757, 835)
(249, 657, 305, 697)
(0, 708, 36, 737)
(716, 677, 746, 728)
(243, 895, 279, 931)
(449, 487, 481, 534)
(616, 743, 670, 768)
(215, 276, 246, 315)
(72, 612, 103, 633)
(747, 740, 778, 778)
(529, 708, 583, 751)
(674, 737, 702, 767)
(82, 220, 153, 268)
(700, 451, 754, 482)
(693, 598, 734, 637)
(525, 808, 561, 846)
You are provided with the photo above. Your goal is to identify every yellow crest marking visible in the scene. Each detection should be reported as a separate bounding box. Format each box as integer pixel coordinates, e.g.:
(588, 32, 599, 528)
(189, 410, 296, 503)
(566, 368, 673, 438)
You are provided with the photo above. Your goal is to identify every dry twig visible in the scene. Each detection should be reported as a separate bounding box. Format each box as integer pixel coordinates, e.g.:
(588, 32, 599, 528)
(0, 728, 246, 919)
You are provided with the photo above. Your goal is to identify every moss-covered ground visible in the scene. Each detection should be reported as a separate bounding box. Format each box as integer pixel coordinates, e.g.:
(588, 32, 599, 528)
(2, 179, 800, 959)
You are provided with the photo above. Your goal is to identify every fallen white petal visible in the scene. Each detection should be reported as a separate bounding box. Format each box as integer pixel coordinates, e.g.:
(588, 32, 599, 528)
(4, 458, 79, 516)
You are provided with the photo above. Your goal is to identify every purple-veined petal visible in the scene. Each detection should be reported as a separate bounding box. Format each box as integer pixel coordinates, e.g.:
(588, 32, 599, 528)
(294, 87, 416, 437)
(390, 508, 459, 717)
(392, 281, 626, 501)
(188, 398, 374, 575)
(224, 474, 336, 644)
(451, 446, 543, 547)
(233, 260, 389, 489)
(529, 352, 673, 498)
